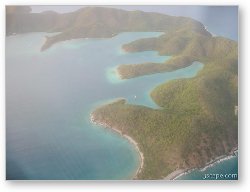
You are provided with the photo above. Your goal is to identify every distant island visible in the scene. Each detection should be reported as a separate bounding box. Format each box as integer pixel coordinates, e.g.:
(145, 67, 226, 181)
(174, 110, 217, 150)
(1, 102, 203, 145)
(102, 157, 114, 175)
(7, 6, 238, 179)
(6, 6, 210, 51)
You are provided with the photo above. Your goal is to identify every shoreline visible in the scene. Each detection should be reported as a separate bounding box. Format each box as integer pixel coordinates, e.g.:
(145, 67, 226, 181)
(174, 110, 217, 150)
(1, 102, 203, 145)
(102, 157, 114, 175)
(91, 108, 238, 180)
(114, 66, 126, 80)
(113, 67, 124, 80)
(165, 147, 238, 180)
(115, 68, 123, 80)
(90, 112, 144, 179)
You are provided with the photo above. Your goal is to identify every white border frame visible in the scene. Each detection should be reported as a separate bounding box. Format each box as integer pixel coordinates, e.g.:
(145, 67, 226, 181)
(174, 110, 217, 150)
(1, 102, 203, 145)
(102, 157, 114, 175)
(1, 1, 249, 192)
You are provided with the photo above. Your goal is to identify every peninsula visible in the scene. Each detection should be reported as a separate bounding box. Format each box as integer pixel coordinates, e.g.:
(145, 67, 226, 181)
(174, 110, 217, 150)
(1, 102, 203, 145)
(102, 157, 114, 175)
(7, 6, 238, 180)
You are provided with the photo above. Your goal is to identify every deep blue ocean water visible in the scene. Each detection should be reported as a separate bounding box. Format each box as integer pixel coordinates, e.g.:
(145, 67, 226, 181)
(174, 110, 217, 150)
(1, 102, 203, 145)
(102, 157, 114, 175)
(6, 32, 204, 179)
(15, 5, 238, 180)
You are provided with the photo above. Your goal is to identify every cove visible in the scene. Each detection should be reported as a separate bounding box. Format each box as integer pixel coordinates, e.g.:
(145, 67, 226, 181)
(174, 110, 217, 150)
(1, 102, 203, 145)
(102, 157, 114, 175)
(6, 32, 203, 180)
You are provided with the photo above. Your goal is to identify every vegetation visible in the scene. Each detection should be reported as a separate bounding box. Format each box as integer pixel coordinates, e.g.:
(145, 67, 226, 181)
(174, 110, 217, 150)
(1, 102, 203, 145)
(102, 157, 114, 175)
(117, 55, 195, 79)
(118, 30, 237, 79)
(93, 55, 238, 179)
(7, 6, 238, 179)
(6, 6, 209, 51)
(93, 27, 238, 179)
(84, 7, 238, 180)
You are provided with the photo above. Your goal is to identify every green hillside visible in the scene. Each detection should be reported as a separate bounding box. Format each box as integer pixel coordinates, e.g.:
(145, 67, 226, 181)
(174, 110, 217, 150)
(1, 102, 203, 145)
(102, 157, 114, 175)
(92, 25, 238, 178)
(6, 6, 238, 179)
(93, 56, 238, 179)
(6, 6, 210, 51)
(118, 30, 237, 79)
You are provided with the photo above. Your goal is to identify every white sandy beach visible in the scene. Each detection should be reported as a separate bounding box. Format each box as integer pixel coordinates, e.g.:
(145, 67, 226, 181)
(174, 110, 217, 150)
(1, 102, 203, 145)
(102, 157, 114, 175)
(91, 111, 238, 180)
(90, 113, 144, 179)
(164, 169, 188, 180)
(164, 147, 238, 180)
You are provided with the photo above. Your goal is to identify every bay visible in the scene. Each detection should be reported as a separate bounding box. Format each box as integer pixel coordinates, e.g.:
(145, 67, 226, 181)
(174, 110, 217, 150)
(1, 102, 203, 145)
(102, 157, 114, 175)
(6, 31, 204, 180)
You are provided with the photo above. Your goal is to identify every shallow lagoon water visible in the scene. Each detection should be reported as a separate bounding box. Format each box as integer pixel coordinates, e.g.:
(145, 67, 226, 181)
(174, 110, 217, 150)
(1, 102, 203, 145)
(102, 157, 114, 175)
(6, 31, 233, 180)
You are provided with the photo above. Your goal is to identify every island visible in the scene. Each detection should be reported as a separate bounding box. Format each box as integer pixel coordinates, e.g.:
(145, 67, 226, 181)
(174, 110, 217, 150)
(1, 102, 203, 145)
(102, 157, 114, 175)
(7, 6, 238, 180)
(88, 9, 238, 179)
(6, 6, 210, 51)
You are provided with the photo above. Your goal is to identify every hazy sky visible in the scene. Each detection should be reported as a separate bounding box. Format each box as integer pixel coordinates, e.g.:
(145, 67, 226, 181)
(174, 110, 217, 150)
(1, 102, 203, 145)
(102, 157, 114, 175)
(31, 5, 238, 41)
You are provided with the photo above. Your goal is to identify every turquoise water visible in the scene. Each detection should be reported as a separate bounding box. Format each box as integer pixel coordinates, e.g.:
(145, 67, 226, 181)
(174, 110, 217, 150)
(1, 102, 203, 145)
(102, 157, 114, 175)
(6, 31, 231, 180)
(25, 6, 238, 180)
(176, 154, 238, 180)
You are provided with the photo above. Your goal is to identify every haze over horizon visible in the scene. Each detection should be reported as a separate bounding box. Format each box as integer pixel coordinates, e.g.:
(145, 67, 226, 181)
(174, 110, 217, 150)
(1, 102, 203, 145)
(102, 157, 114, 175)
(6, 5, 238, 180)
(30, 5, 238, 41)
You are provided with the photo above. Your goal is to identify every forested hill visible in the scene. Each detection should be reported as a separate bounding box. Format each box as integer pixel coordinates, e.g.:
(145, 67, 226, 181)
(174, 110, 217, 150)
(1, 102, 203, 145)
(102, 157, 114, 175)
(6, 6, 211, 51)
(6, 6, 238, 180)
